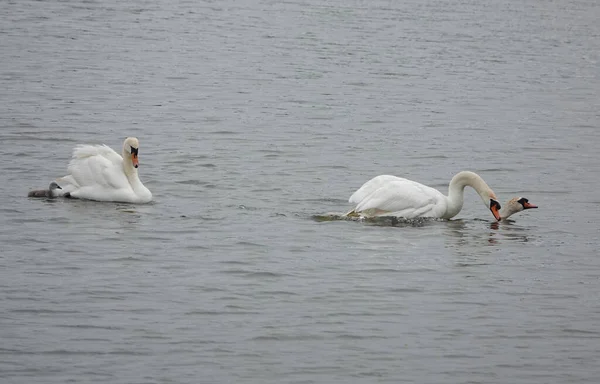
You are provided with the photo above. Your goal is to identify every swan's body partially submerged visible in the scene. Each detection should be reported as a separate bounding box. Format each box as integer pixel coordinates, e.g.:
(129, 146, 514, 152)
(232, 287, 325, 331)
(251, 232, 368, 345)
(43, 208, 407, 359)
(347, 172, 502, 221)
(28, 137, 152, 204)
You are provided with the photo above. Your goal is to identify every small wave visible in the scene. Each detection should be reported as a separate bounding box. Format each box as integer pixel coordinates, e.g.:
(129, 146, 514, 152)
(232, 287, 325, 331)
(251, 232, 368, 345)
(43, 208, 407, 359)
(184, 244, 211, 250)
(249, 335, 280, 341)
(55, 324, 124, 330)
(236, 241, 266, 247)
(257, 149, 284, 154)
(302, 197, 348, 204)
(185, 310, 260, 315)
(219, 260, 253, 266)
(317, 164, 349, 170)
(561, 328, 600, 336)
(389, 287, 425, 293)
(250, 188, 283, 193)
(0, 134, 78, 143)
(109, 256, 145, 262)
(176, 179, 209, 185)
(360, 268, 424, 273)
(258, 290, 298, 296)
(207, 130, 238, 135)
(245, 271, 286, 278)
(11, 309, 80, 314)
(336, 334, 387, 340)
(409, 154, 450, 160)
(249, 334, 323, 341)
(219, 269, 287, 278)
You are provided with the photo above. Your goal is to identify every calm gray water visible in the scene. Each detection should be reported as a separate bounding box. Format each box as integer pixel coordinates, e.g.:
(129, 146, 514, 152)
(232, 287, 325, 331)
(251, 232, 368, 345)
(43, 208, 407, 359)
(1, 0, 599, 383)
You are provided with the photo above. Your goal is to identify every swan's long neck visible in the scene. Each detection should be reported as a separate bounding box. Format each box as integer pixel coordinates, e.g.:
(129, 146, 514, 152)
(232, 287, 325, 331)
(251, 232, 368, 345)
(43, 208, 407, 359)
(121, 143, 152, 203)
(122, 149, 143, 189)
(499, 206, 515, 220)
(444, 171, 494, 219)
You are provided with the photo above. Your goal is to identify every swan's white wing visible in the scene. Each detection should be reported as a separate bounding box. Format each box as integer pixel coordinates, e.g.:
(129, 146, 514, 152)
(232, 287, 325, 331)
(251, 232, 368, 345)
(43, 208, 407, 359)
(74, 144, 122, 165)
(57, 145, 130, 197)
(349, 175, 407, 204)
(351, 177, 447, 218)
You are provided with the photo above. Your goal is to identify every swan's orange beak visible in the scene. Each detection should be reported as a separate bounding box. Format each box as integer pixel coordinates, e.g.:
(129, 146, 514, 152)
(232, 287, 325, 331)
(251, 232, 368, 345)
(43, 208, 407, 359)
(490, 199, 501, 221)
(131, 153, 139, 168)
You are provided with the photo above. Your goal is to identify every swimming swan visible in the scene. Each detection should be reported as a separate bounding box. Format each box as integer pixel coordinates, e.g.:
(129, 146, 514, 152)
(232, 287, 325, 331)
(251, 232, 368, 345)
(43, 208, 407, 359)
(347, 171, 502, 221)
(29, 137, 152, 203)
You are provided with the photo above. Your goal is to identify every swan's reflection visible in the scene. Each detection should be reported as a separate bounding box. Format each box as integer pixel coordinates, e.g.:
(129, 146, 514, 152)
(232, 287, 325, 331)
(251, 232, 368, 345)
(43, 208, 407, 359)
(444, 219, 494, 251)
(442, 218, 534, 264)
(314, 212, 533, 255)
(490, 219, 532, 242)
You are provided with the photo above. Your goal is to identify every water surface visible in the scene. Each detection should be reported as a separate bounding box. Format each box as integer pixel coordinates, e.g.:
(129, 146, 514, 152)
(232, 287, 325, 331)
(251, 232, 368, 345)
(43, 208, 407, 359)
(1, 0, 599, 383)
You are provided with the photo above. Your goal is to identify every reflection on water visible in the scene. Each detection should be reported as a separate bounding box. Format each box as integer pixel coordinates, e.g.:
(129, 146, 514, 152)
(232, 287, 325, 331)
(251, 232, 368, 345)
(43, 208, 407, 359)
(314, 213, 535, 254)
(491, 220, 534, 243)
(314, 212, 539, 270)
(314, 213, 533, 244)
(443, 218, 536, 266)
(444, 219, 498, 261)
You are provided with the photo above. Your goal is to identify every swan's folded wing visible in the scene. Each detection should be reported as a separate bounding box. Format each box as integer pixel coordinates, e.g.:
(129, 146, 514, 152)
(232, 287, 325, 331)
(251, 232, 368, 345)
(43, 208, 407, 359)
(66, 145, 128, 189)
(72, 144, 122, 165)
(353, 179, 445, 218)
(349, 175, 405, 204)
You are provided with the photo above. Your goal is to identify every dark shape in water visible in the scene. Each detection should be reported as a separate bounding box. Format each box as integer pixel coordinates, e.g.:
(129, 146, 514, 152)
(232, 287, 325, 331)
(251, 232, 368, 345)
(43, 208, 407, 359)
(312, 213, 440, 227)
(27, 182, 62, 198)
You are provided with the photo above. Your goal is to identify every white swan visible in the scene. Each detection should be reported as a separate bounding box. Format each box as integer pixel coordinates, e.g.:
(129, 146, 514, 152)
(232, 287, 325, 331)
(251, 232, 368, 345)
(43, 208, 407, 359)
(50, 137, 152, 203)
(347, 171, 502, 220)
(499, 197, 538, 220)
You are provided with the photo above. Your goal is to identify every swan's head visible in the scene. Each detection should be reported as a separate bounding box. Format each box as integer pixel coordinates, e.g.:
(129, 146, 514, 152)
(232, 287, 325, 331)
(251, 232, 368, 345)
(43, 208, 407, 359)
(123, 137, 140, 168)
(500, 197, 538, 220)
(477, 188, 501, 221)
(489, 196, 502, 221)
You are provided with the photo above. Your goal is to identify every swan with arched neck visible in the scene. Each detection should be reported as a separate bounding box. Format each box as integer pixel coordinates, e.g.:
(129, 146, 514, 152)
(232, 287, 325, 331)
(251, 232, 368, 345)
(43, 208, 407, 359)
(346, 171, 502, 220)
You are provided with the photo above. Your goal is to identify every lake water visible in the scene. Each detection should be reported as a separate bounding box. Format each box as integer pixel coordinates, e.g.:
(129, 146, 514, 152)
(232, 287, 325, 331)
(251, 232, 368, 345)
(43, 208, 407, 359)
(1, 0, 599, 383)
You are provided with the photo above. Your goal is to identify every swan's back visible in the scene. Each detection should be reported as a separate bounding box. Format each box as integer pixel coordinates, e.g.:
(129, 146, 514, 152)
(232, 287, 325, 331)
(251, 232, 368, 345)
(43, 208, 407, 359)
(56, 144, 135, 199)
(349, 175, 402, 204)
(349, 175, 447, 218)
